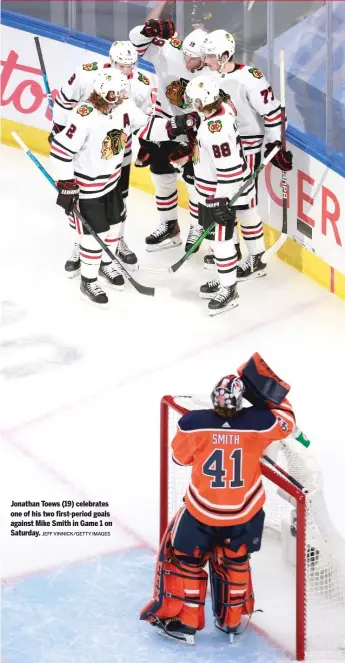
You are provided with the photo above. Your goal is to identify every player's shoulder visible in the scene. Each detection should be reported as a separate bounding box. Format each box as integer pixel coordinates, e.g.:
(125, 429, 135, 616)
(234, 63, 268, 86)
(78, 60, 109, 79)
(72, 102, 96, 125)
(178, 409, 221, 432)
(200, 106, 233, 141)
(133, 70, 151, 87)
(237, 406, 276, 431)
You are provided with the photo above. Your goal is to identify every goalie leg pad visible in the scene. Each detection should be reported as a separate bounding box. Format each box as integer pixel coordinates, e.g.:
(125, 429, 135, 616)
(210, 543, 254, 632)
(140, 511, 208, 630)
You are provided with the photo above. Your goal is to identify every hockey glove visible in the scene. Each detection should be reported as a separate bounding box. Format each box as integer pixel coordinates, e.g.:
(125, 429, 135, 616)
(166, 112, 200, 139)
(206, 197, 236, 227)
(264, 141, 293, 171)
(56, 179, 79, 215)
(48, 123, 65, 146)
(169, 144, 193, 169)
(135, 140, 153, 168)
(141, 19, 175, 39)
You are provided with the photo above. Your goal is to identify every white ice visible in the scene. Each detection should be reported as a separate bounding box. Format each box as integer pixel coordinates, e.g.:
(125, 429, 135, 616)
(1, 144, 345, 662)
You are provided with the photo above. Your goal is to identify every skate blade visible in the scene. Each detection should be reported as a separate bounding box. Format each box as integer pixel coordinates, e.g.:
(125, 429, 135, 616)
(237, 270, 266, 282)
(117, 261, 138, 272)
(139, 264, 172, 275)
(80, 292, 109, 308)
(208, 297, 239, 316)
(157, 629, 195, 646)
(65, 268, 81, 279)
(204, 262, 216, 271)
(199, 291, 219, 300)
(145, 237, 182, 253)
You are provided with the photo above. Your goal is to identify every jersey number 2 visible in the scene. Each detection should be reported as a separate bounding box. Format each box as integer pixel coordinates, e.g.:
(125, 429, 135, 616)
(202, 448, 244, 488)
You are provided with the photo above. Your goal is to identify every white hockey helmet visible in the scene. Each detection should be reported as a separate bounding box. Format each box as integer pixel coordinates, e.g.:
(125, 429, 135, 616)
(182, 28, 208, 59)
(109, 40, 137, 66)
(202, 30, 235, 67)
(185, 76, 220, 110)
(93, 69, 130, 104)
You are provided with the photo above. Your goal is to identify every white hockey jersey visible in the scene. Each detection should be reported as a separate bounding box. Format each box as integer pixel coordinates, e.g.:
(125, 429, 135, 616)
(192, 104, 255, 208)
(50, 98, 167, 200)
(129, 26, 212, 124)
(52, 60, 154, 170)
(215, 64, 283, 155)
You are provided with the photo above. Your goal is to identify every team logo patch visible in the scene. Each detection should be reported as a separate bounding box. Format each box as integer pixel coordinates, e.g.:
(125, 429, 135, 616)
(165, 78, 189, 109)
(249, 67, 263, 79)
(77, 104, 93, 117)
(82, 62, 98, 71)
(169, 37, 182, 50)
(101, 129, 127, 159)
(208, 119, 222, 133)
(138, 72, 150, 86)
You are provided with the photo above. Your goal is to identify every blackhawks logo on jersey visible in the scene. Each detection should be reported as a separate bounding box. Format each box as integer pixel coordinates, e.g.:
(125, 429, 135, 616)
(138, 72, 150, 86)
(169, 36, 182, 49)
(249, 67, 263, 79)
(82, 62, 98, 72)
(101, 129, 127, 159)
(77, 104, 93, 117)
(165, 78, 189, 109)
(208, 119, 222, 133)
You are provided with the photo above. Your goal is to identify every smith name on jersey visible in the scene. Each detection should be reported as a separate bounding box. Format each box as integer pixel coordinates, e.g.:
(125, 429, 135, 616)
(129, 26, 213, 123)
(216, 64, 283, 155)
(50, 98, 168, 199)
(172, 396, 295, 526)
(192, 104, 255, 207)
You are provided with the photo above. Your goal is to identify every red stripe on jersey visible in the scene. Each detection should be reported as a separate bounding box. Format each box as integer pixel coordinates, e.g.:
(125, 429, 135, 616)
(242, 226, 262, 236)
(241, 138, 263, 145)
(265, 112, 282, 123)
(80, 251, 102, 260)
(216, 258, 237, 269)
(156, 196, 178, 207)
(50, 144, 72, 159)
(217, 169, 243, 179)
(196, 183, 217, 192)
(77, 170, 120, 188)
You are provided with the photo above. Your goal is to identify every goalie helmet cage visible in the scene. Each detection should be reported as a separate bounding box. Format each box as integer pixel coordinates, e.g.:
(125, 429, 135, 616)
(160, 395, 345, 662)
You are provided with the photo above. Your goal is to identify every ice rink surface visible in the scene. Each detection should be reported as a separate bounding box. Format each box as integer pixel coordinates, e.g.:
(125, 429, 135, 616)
(1, 144, 345, 662)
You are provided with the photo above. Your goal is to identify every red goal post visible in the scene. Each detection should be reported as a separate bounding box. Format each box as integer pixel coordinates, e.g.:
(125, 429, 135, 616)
(160, 395, 308, 660)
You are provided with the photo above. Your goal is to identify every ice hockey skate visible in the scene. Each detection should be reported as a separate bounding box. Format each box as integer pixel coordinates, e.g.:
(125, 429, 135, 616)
(99, 261, 125, 290)
(116, 237, 138, 270)
(199, 278, 220, 299)
(64, 243, 80, 278)
(145, 220, 182, 252)
(154, 618, 196, 645)
(208, 284, 239, 315)
(80, 276, 108, 306)
(185, 223, 203, 252)
(237, 252, 267, 281)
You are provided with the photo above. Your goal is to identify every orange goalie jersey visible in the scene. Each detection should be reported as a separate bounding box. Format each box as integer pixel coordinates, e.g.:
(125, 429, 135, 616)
(171, 398, 295, 527)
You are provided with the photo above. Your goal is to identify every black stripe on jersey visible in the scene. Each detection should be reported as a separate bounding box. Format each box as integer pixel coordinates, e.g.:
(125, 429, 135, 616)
(265, 105, 282, 118)
(189, 480, 263, 516)
(195, 188, 215, 199)
(79, 178, 119, 196)
(60, 89, 79, 104)
(131, 39, 152, 48)
(79, 245, 102, 254)
(242, 231, 264, 241)
(50, 152, 72, 163)
(75, 170, 121, 181)
(145, 117, 154, 141)
(264, 121, 282, 128)
(195, 176, 217, 185)
(156, 193, 178, 200)
(241, 133, 264, 139)
(154, 108, 172, 119)
(52, 137, 77, 155)
(243, 144, 262, 152)
(55, 98, 73, 110)
(216, 164, 243, 172)
(217, 176, 243, 184)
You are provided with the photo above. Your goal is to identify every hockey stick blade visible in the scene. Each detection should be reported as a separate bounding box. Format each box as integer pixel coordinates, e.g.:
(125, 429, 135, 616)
(261, 232, 288, 264)
(11, 131, 156, 297)
(169, 144, 280, 274)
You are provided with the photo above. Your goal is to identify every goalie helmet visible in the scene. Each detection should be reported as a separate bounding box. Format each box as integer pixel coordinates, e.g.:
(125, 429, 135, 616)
(202, 30, 235, 66)
(211, 374, 244, 412)
(93, 69, 130, 103)
(185, 76, 220, 110)
(109, 40, 137, 67)
(182, 28, 207, 58)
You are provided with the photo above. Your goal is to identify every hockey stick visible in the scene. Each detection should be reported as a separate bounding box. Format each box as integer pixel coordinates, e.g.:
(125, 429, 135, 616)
(261, 49, 288, 263)
(140, 144, 280, 275)
(11, 131, 157, 297)
(34, 36, 54, 115)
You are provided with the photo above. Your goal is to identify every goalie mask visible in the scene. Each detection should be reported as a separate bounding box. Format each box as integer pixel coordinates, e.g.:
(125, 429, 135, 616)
(93, 70, 130, 105)
(211, 374, 244, 412)
(185, 76, 221, 111)
(202, 30, 235, 71)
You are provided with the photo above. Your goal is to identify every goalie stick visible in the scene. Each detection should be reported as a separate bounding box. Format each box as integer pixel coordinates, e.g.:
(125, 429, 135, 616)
(11, 131, 158, 297)
(140, 144, 280, 275)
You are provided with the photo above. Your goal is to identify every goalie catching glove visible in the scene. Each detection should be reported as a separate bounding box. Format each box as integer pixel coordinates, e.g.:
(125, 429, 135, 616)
(56, 179, 79, 215)
(205, 197, 236, 227)
(141, 19, 175, 39)
(264, 141, 293, 171)
(237, 352, 291, 409)
(166, 112, 200, 140)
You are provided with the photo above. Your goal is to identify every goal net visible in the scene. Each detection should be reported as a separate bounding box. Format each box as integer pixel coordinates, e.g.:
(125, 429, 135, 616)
(160, 395, 345, 661)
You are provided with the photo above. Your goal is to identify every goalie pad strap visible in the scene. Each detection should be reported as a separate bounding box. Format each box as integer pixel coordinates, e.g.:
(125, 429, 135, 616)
(210, 544, 254, 630)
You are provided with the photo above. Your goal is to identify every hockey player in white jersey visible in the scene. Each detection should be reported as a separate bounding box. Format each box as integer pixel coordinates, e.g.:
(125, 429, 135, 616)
(51, 41, 153, 274)
(166, 76, 255, 315)
(50, 69, 168, 307)
(202, 30, 293, 278)
(129, 18, 210, 253)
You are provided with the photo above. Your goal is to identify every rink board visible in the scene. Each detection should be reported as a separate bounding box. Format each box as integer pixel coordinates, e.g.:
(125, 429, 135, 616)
(2, 547, 290, 663)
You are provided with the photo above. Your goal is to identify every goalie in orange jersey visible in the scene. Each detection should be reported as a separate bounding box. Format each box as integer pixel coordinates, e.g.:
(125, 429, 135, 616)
(140, 353, 296, 645)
